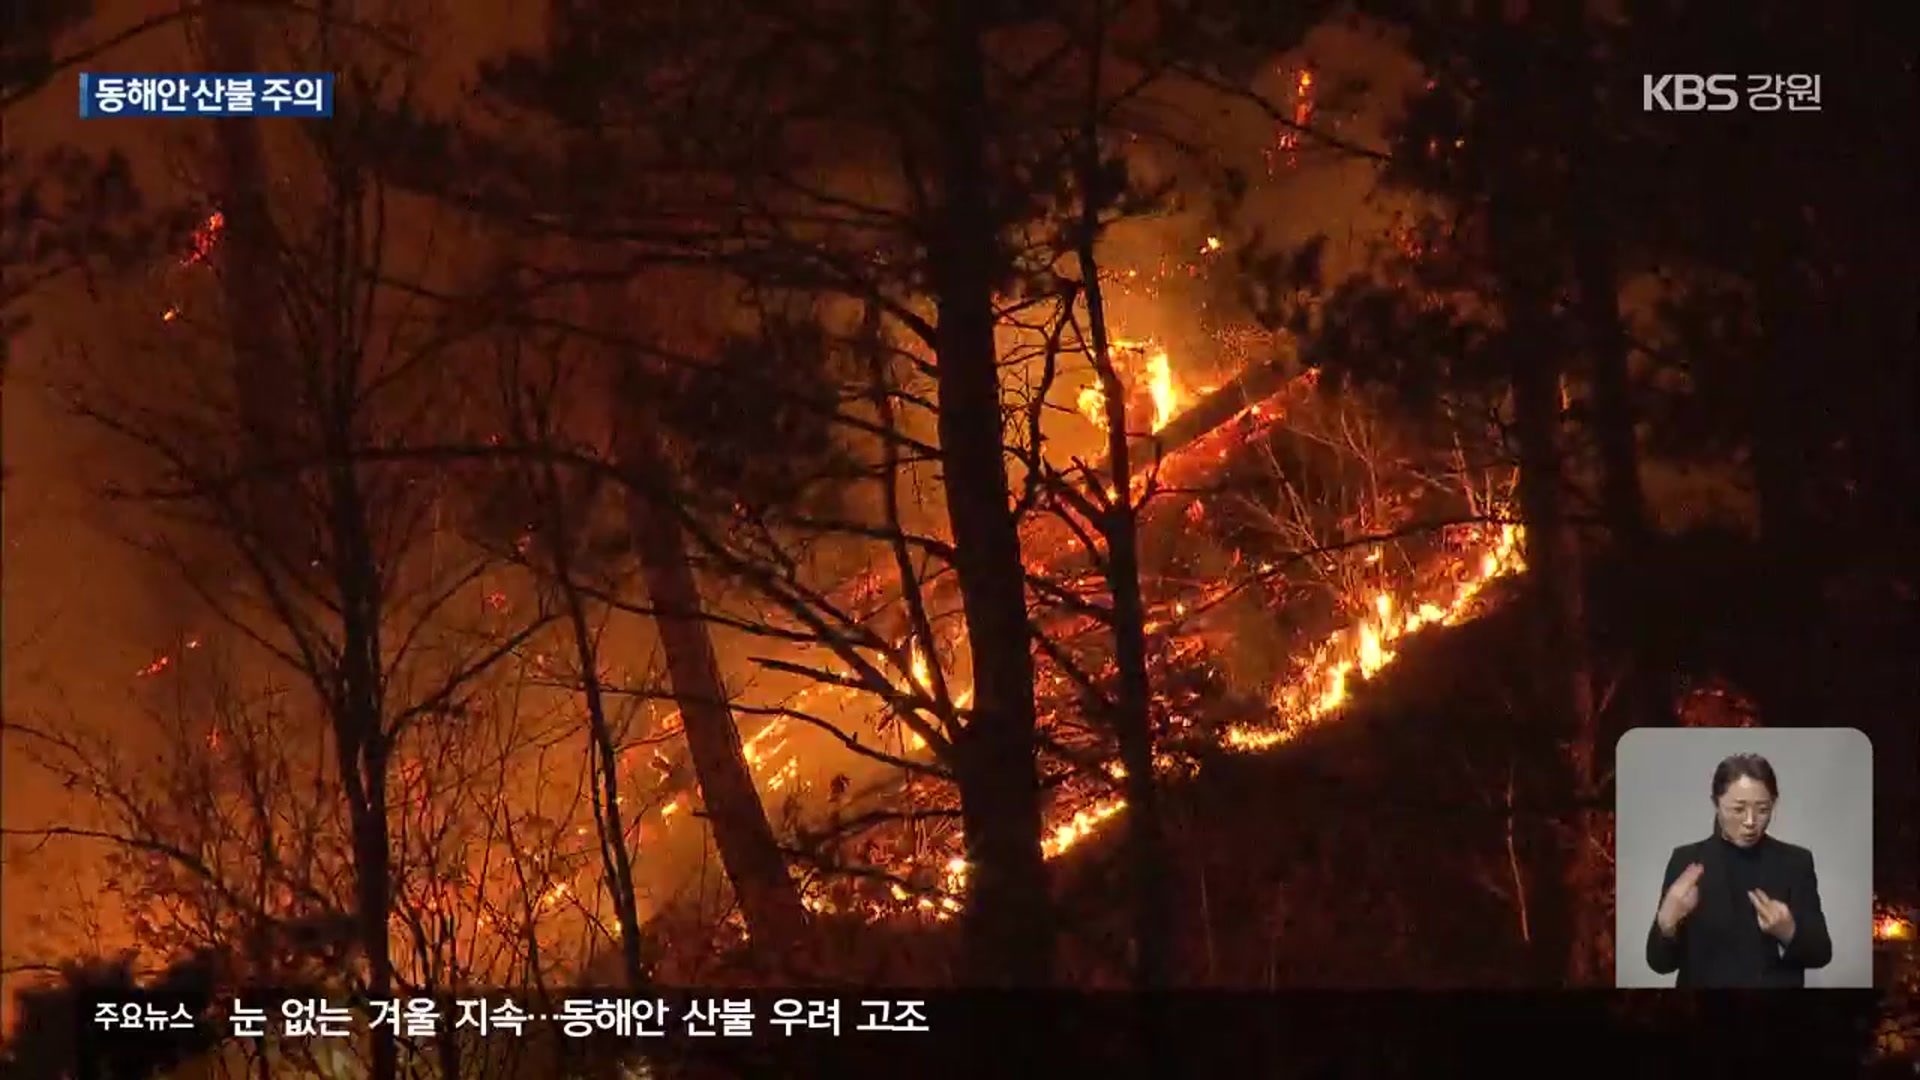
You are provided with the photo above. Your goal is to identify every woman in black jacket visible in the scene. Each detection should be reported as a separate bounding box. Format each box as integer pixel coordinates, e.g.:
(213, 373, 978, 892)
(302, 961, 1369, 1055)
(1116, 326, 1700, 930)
(1645, 752, 1835, 988)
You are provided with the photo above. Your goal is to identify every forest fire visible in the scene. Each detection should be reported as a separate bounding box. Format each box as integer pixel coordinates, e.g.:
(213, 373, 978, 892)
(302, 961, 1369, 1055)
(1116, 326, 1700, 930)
(2, 19, 1906, 1080)
(775, 327, 1534, 917)
(1014, 519, 1525, 866)
(111, 192, 1533, 943)
(5, 6, 1910, 1073)
(1228, 522, 1524, 751)
(788, 497, 1529, 922)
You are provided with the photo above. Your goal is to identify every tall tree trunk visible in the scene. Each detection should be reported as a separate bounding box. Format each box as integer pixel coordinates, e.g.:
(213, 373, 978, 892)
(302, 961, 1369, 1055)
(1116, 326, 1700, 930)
(1571, 246, 1649, 550)
(316, 28, 397, 1068)
(201, 6, 403, 1075)
(198, 2, 283, 457)
(538, 456, 650, 988)
(1489, 195, 1606, 987)
(1568, 171, 1674, 747)
(1480, 22, 1607, 981)
(1509, 331, 1607, 987)
(1091, 345, 1173, 998)
(1558, 21, 1670, 742)
(1080, 209, 1173, 992)
(929, 0, 1055, 989)
(583, 271, 811, 967)
(613, 406, 812, 968)
(343, 763, 396, 1080)
(327, 456, 398, 1080)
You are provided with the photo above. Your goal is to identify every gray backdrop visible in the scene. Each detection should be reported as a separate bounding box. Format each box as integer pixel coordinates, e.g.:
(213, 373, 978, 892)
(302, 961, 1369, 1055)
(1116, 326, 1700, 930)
(1613, 727, 1874, 988)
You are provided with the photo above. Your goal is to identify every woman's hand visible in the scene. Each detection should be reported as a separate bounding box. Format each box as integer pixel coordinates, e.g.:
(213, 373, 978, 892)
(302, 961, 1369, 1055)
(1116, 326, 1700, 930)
(1750, 889, 1797, 943)
(1656, 862, 1705, 936)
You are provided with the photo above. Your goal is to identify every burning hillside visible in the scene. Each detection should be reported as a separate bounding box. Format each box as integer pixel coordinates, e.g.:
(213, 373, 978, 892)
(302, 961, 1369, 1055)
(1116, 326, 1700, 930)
(116, 175, 1533, 968)
(689, 331, 1533, 929)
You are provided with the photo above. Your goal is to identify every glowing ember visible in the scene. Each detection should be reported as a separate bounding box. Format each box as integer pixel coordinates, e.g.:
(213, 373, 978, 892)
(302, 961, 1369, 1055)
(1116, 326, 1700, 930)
(157, 211, 226, 323)
(1877, 914, 1913, 941)
(764, 757, 802, 793)
(1271, 69, 1317, 169)
(182, 211, 225, 267)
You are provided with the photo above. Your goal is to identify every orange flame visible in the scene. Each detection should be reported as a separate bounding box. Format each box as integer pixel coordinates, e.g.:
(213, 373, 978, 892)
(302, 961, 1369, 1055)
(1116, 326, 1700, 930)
(158, 211, 226, 322)
(1229, 523, 1524, 751)
(908, 643, 931, 694)
(794, 515, 1530, 920)
(182, 211, 225, 267)
(1272, 68, 1316, 168)
(1078, 340, 1184, 434)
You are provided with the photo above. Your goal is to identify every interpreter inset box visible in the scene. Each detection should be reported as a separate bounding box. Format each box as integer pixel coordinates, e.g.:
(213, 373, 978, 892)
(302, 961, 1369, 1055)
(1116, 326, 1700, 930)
(1614, 727, 1873, 988)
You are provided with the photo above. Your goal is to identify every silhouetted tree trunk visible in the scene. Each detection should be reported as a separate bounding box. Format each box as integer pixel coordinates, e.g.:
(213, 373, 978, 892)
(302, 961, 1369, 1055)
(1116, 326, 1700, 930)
(1574, 243, 1648, 551)
(1502, 299, 1609, 987)
(1084, 260, 1177, 1004)
(202, 10, 396, 1080)
(199, 3, 284, 459)
(612, 385, 812, 968)
(930, 0, 1055, 989)
(529, 445, 650, 989)
(323, 437, 400, 1080)
(574, 270, 812, 966)
(1556, 23, 1670, 742)
(1073, 54, 1172, 993)
(1485, 112, 1605, 987)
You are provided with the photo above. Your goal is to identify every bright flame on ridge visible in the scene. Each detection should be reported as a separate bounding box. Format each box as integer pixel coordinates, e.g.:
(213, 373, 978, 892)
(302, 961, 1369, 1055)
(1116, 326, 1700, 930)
(1078, 340, 1184, 435)
(915, 521, 1528, 909)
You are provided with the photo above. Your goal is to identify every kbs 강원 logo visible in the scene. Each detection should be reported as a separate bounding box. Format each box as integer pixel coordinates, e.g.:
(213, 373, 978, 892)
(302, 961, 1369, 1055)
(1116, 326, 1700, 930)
(1642, 74, 1740, 112)
(1643, 74, 1823, 113)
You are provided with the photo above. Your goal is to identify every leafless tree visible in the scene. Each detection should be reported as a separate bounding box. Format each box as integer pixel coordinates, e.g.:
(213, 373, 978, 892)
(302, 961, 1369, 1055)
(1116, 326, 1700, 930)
(23, 52, 550, 1076)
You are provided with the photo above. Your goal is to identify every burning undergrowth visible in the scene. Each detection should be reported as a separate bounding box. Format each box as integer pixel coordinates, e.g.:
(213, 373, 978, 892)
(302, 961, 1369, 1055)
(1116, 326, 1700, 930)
(717, 368, 1536, 969)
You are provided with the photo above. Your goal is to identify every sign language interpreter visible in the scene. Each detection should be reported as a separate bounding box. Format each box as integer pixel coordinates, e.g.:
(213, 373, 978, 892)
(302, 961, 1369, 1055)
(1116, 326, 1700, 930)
(1644, 753, 1833, 987)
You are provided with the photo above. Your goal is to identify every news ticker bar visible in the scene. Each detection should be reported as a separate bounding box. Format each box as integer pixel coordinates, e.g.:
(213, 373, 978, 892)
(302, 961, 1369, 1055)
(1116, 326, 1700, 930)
(79, 73, 335, 118)
(91, 992, 928, 1041)
(74, 989, 1893, 1074)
